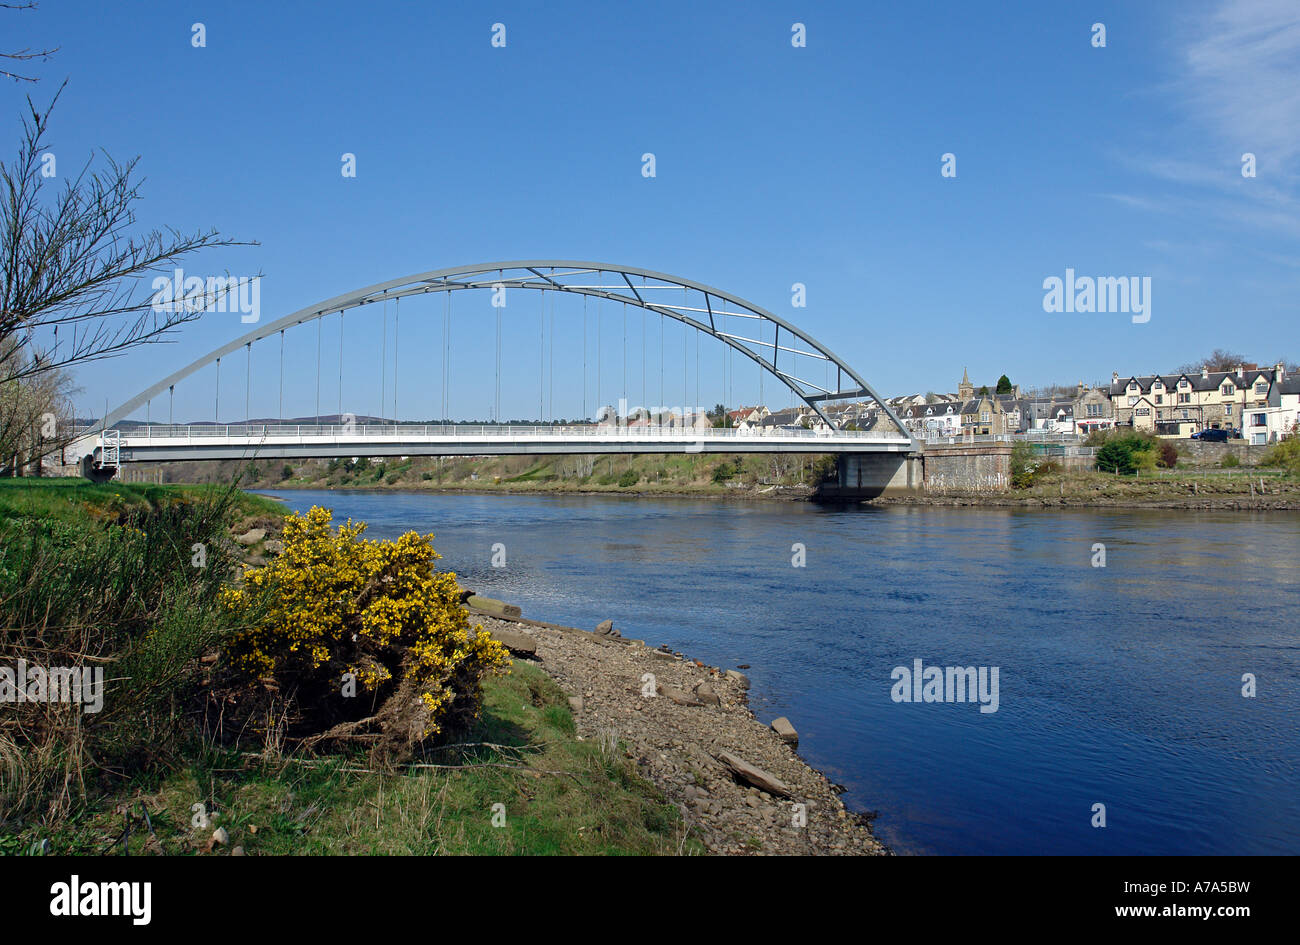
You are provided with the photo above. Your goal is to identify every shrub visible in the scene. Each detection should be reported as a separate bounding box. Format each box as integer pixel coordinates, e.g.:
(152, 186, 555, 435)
(617, 470, 640, 488)
(711, 460, 734, 483)
(1221, 453, 1240, 468)
(1260, 435, 1300, 476)
(1095, 433, 1158, 475)
(219, 506, 509, 763)
(1010, 443, 1060, 488)
(282, 464, 295, 479)
(1156, 442, 1179, 469)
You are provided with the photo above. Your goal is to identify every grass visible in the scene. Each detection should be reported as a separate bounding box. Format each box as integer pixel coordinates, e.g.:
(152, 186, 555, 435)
(0, 477, 698, 855)
(0, 477, 283, 524)
(7, 663, 698, 856)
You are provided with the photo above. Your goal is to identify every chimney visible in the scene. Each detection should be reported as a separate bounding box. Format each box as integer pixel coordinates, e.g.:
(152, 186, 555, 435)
(1111, 371, 1119, 382)
(1201, 365, 1209, 379)
(1236, 364, 1243, 379)
(1277, 362, 1286, 382)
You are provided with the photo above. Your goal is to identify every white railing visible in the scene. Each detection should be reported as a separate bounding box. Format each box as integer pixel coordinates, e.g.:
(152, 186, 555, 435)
(83, 423, 911, 442)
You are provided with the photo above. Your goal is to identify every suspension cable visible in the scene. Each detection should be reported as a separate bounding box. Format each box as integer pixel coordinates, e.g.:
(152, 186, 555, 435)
(582, 294, 587, 420)
(393, 297, 400, 423)
(539, 288, 545, 421)
(380, 298, 387, 419)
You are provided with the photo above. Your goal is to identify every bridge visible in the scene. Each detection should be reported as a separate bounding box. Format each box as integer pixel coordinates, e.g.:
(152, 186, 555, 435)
(65, 260, 918, 478)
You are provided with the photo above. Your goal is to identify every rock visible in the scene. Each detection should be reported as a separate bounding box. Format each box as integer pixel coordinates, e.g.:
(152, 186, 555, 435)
(770, 716, 799, 746)
(231, 846, 245, 856)
(235, 528, 265, 546)
(489, 627, 537, 657)
(264, 539, 284, 554)
(595, 619, 621, 638)
(657, 683, 703, 707)
(694, 682, 721, 706)
(568, 695, 583, 713)
(725, 669, 750, 688)
(650, 649, 677, 661)
(212, 826, 229, 846)
(716, 750, 791, 798)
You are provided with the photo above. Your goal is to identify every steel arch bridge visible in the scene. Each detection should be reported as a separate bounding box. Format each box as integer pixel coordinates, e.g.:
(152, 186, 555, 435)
(69, 260, 917, 470)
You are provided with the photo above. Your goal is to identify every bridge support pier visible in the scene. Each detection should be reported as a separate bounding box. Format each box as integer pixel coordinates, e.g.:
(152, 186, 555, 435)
(816, 452, 920, 500)
(80, 454, 117, 483)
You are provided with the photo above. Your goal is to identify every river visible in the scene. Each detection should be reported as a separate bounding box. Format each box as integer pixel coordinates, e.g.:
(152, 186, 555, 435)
(261, 489, 1300, 855)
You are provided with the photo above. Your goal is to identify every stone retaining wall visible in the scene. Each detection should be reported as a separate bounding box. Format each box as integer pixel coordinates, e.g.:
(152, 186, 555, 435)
(921, 443, 1012, 492)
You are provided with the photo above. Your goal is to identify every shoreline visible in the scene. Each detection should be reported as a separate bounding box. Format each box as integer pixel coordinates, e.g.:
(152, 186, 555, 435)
(255, 483, 818, 502)
(468, 607, 887, 855)
(868, 492, 1300, 511)
(255, 481, 1300, 512)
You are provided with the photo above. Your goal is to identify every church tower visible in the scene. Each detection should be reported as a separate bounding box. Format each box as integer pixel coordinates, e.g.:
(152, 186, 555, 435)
(958, 367, 974, 401)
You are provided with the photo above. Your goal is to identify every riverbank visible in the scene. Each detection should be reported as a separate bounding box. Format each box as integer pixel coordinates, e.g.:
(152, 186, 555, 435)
(870, 468, 1300, 510)
(0, 478, 879, 856)
(469, 608, 885, 855)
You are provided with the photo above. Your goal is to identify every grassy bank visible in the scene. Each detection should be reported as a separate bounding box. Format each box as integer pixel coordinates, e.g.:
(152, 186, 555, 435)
(0, 476, 284, 523)
(3, 661, 693, 856)
(0, 478, 694, 855)
(121, 451, 837, 498)
(879, 466, 1300, 508)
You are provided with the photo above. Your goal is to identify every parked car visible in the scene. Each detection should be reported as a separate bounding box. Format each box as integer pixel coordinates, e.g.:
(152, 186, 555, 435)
(1192, 428, 1229, 442)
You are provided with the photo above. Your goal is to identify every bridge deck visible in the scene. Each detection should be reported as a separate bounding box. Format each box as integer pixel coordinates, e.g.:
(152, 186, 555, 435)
(69, 423, 914, 465)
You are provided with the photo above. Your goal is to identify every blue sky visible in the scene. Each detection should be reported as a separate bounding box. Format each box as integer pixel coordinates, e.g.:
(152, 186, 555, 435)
(6, 0, 1298, 422)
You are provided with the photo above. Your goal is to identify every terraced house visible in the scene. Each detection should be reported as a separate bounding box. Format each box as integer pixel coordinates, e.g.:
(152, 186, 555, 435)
(1109, 363, 1287, 437)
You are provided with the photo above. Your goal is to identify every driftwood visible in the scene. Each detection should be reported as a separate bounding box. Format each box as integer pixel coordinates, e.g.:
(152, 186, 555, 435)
(466, 595, 522, 619)
(716, 750, 791, 797)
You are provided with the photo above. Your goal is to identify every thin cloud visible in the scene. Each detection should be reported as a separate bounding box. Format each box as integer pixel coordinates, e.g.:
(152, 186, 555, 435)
(1182, 0, 1300, 172)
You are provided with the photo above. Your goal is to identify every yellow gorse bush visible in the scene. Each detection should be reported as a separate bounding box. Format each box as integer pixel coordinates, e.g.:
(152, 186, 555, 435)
(220, 505, 509, 741)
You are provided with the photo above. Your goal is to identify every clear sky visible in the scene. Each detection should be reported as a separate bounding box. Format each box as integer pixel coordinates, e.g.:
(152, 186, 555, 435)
(5, 0, 1298, 422)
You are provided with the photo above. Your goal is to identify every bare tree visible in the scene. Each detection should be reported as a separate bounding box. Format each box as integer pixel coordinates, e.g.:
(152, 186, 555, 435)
(1174, 349, 1248, 374)
(0, 346, 76, 474)
(1, 88, 254, 391)
(1, 2, 58, 83)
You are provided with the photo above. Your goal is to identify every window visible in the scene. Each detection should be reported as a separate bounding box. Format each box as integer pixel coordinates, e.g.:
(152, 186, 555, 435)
(1256, 383, 1268, 395)
(1087, 404, 1102, 417)
(1224, 404, 1233, 415)
(1222, 384, 1235, 396)
(1177, 393, 1191, 404)
(1179, 380, 1189, 389)
(1128, 383, 1138, 391)
(980, 412, 990, 423)
(1251, 413, 1266, 426)
(1155, 394, 1163, 404)
(1128, 396, 1138, 406)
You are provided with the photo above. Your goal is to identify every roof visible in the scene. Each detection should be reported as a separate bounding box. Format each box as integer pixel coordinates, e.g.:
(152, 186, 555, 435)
(1110, 369, 1276, 396)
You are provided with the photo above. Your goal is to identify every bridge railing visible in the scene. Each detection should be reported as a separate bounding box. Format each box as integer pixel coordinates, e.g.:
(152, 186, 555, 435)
(84, 423, 912, 441)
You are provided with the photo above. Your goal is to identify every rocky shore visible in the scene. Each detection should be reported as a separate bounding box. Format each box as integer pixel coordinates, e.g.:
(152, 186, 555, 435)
(470, 608, 887, 856)
(870, 492, 1300, 510)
